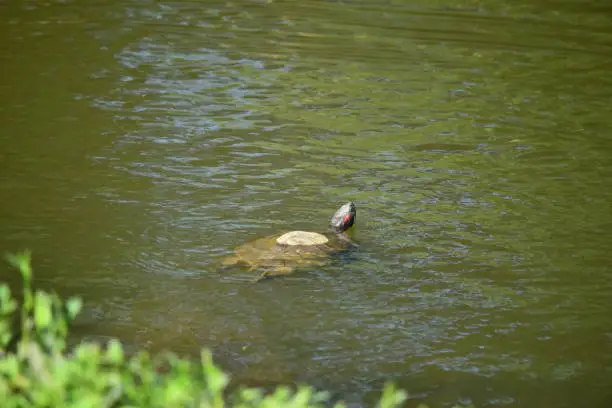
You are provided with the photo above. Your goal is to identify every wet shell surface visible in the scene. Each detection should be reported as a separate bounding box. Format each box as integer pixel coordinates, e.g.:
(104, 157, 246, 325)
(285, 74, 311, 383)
(276, 231, 329, 246)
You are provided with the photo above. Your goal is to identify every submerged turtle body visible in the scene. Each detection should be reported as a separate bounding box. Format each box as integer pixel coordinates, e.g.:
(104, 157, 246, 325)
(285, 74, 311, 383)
(222, 202, 356, 279)
(223, 231, 342, 276)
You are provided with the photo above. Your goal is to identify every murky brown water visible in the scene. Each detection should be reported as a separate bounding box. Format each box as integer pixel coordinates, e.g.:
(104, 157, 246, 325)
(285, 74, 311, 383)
(1, 1, 612, 406)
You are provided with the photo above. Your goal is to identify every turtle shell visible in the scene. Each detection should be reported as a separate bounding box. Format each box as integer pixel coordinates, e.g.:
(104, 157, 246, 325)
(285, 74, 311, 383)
(221, 230, 349, 278)
(222, 202, 356, 280)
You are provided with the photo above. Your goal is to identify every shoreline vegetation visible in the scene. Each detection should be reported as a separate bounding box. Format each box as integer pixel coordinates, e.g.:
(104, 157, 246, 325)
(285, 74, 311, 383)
(0, 251, 469, 408)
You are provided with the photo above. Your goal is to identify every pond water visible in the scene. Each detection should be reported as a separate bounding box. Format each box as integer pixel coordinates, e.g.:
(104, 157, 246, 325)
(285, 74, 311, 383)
(1, 0, 611, 406)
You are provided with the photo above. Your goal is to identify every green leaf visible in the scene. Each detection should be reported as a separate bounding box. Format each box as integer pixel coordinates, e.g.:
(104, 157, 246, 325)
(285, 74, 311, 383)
(34, 292, 53, 330)
(106, 339, 124, 365)
(0, 354, 19, 377)
(239, 387, 263, 403)
(201, 350, 229, 395)
(5, 250, 32, 283)
(377, 383, 408, 408)
(0, 285, 17, 312)
(66, 297, 82, 320)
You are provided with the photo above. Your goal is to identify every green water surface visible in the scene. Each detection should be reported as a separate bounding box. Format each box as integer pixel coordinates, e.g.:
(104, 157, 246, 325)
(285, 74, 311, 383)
(1, 1, 611, 406)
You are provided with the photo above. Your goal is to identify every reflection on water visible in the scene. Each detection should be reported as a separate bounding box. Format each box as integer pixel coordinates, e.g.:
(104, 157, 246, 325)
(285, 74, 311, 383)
(1, 0, 612, 406)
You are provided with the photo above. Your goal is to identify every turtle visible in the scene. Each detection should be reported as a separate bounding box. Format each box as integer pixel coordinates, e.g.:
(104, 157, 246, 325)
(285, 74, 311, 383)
(222, 202, 357, 281)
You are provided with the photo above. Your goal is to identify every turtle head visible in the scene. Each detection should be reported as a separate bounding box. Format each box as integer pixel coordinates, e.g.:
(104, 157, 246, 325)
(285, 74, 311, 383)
(330, 202, 356, 233)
